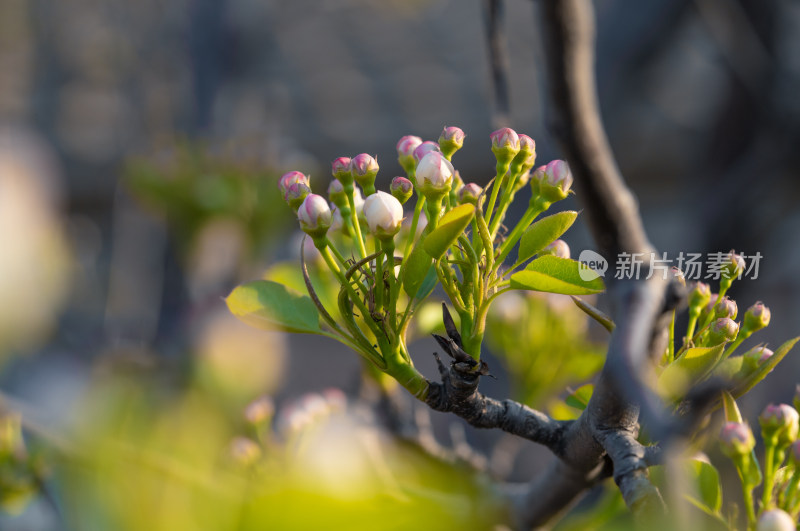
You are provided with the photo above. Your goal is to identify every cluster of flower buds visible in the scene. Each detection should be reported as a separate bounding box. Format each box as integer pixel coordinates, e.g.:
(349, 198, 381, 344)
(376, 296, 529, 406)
(719, 421, 756, 457)
(279, 171, 311, 210)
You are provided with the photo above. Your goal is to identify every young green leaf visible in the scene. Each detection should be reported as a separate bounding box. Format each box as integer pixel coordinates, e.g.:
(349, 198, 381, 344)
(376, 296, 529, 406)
(686, 459, 723, 513)
(510, 256, 605, 295)
(732, 336, 799, 399)
(516, 210, 578, 265)
(402, 245, 433, 298)
(422, 204, 475, 259)
(658, 345, 725, 398)
(565, 383, 594, 410)
(226, 280, 321, 334)
(721, 391, 743, 423)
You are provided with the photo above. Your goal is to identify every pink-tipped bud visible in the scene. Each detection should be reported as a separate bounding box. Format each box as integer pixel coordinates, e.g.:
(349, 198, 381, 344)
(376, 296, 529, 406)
(244, 396, 275, 426)
(438, 126, 465, 158)
(722, 251, 746, 281)
(714, 296, 738, 320)
(719, 422, 755, 457)
(284, 182, 310, 210)
(350, 153, 379, 192)
(743, 346, 774, 371)
(743, 302, 771, 333)
(229, 437, 261, 466)
(458, 183, 482, 205)
(279, 171, 309, 197)
(513, 169, 531, 194)
(297, 194, 332, 239)
(331, 157, 353, 185)
(688, 282, 712, 314)
(363, 191, 403, 239)
(531, 160, 573, 203)
(328, 180, 347, 209)
(541, 239, 570, 259)
(330, 206, 346, 234)
(707, 317, 739, 345)
(490, 127, 520, 158)
(757, 509, 796, 531)
(416, 151, 454, 200)
(512, 134, 537, 172)
(390, 176, 413, 204)
(759, 403, 800, 446)
(413, 141, 441, 163)
(397, 135, 423, 175)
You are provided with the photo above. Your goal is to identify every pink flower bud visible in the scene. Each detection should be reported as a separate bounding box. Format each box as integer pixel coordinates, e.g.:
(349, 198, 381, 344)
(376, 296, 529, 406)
(458, 183, 482, 205)
(363, 191, 403, 239)
(413, 141, 441, 163)
(490, 127, 520, 151)
(244, 396, 275, 426)
(328, 179, 347, 209)
(719, 422, 755, 457)
(284, 182, 310, 210)
(744, 302, 771, 333)
(541, 239, 571, 259)
(390, 176, 413, 204)
(279, 171, 309, 197)
(397, 135, 423, 159)
(512, 134, 537, 172)
(350, 153, 379, 192)
(416, 151, 454, 199)
(714, 296, 738, 320)
(759, 403, 799, 445)
(722, 251, 746, 280)
(331, 157, 353, 185)
(707, 317, 739, 345)
(297, 194, 332, 238)
(757, 509, 795, 531)
(689, 282, 711, 312)
(330, 206, 346, 234)
(438, 126, 465, 158)
(513, 169, 531, 194)
(531, 160, 573, 203)
(229, 437, 261, 466)
(743, 345, 774, 369)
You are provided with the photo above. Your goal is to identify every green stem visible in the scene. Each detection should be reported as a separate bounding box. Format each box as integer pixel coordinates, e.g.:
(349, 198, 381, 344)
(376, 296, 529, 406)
(743, 480, 757, 530)
(762, 440, 776, 510)
(383, 239, 397, 330)
(345, 187, 367, 259)
(685, 310, 699, 344)
(667, 310, 676, 364)
(403, 196, 426, 262)
(374, 238, 384, 311)
(494, 198, 548, 269)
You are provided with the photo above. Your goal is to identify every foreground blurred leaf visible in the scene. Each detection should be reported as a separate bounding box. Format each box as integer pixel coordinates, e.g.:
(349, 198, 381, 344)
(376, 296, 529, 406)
(423, 204, 475, 260)
(516, 211, 577, 265)
(685, 459, 722, 513)
(510, 256, 605, 295)
(658, 345, 725, 398)
(226, 280, 320, 334)
(565, 384, 594, 411)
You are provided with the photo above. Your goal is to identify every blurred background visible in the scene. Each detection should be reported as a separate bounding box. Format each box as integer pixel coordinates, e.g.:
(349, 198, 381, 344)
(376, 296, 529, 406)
(1, 0, 799, 529)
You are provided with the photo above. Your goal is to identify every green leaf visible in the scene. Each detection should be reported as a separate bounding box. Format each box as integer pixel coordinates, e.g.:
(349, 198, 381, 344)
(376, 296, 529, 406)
(658, 345, 725, 398)
(402, 245, 433, 298)
(226, 280, 321, 334)
(732, 336, 799, 399)
(510, 256, 605, 295)
(565, 384, 594, 410)
(721, 391, 742, 423)
(422, 204, 475, 259)
(686, 459, 722, 513)
(516, 210, 578, 265)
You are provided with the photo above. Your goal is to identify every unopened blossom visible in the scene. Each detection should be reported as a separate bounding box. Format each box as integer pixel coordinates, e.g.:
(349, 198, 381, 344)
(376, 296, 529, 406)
(438, 126, 465, 158)
(244, 396, 275, 426)
(364, 191, 403, 239)
(279, 171, 309, 197)
(531, 160, 573, 203)
(744, 346, 774, 368)
(413, 141, 441, 163)
(759, 403, 799, 445)
(757, 509, 795, 531)
(721, 251, 746, 280)
(689, 282, 712, 311)
(459, 183, 482, 205)
(707, 317, 739, 345)
(719, 422, 755, 457)
(331, 157, 353, 185)
(744, 302, 771, 333)
(350, 153, 379, 193)
(284, 182, 310, 210)
(512, 134, 537, 172)
(390, 176, 413, 204)
(416, 151, 454, 200)
(714, 296, 738, 320)
(297, 194, 332, 238)
(541, 239, 570, 259)
(328, 179, 347, 209)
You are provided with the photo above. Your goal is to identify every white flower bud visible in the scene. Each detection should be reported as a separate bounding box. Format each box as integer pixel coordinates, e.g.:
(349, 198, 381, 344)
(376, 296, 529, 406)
(415, 151, 454, 200)
(297, 194, 332, 238)
(363, 191, 403, 239)
(757, 509, 795, 531)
